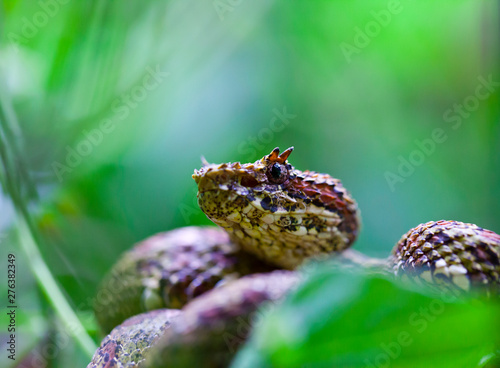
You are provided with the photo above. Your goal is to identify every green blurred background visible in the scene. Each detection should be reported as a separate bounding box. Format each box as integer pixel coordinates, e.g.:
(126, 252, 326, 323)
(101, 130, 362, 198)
(0, 0, 499, 366)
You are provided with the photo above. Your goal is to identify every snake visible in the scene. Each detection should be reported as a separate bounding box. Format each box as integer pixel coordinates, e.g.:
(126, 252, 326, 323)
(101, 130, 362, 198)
(88, 147, 500, 368)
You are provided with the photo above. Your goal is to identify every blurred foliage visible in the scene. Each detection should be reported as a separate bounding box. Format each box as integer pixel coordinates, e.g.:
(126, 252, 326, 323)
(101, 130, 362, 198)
(0, 0, 499, 367)
(232, 263, 500, 368)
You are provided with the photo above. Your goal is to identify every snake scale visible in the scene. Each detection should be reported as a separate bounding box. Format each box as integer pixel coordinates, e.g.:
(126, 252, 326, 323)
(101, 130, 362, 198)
(88, 147, 500, 368)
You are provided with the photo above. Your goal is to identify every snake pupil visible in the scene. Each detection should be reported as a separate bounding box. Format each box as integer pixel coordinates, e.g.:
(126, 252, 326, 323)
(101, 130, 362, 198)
(271, 164, 281, 179)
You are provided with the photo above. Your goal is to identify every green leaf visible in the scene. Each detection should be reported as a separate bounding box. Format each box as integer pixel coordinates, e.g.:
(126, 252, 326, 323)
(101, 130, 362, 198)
(233, 263, 499, 368)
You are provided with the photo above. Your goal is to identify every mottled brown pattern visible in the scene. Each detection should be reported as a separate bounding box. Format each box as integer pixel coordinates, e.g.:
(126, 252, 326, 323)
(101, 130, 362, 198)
(94, 227, 275, 333)
(193, 147, 360, 268)
(87, 309, 181, 368)
(145, 271, 299, 368)
(392, 220, 500, 294)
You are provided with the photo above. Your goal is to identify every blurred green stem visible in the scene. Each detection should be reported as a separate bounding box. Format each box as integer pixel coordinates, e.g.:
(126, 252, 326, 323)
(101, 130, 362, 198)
(0, 91, 97, 358)
(15, 211, 98, 358)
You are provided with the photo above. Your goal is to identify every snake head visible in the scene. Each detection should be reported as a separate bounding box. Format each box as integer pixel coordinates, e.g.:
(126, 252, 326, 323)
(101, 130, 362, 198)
(192, 147, 360, 269)
(192, 147, 295, 193)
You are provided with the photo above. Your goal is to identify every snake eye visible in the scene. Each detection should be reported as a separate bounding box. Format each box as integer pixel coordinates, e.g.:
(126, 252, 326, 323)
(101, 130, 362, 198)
(266, 163, 289, 184)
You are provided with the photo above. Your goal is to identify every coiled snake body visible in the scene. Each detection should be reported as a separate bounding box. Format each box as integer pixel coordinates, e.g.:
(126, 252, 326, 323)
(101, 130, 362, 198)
(89, 147, 500, 368)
